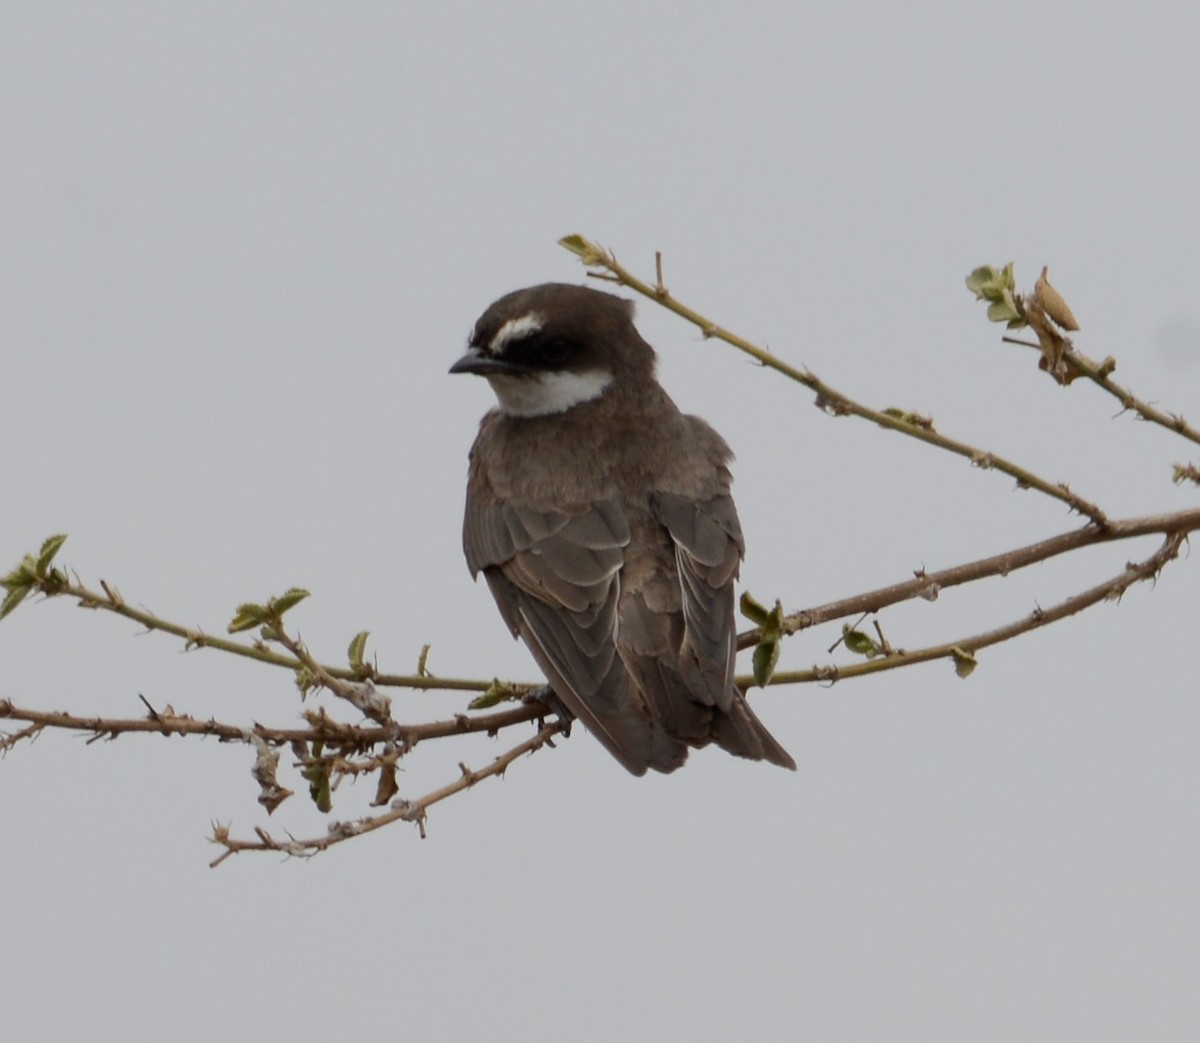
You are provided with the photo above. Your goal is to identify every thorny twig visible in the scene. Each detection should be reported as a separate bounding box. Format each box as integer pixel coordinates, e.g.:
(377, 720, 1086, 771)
(737, 507, 1200, 651)
(28, 575, 493, 695)
(0, 699, 544, 749)
(208, 720, 565, 865)
(1003, 335, 1200, 447)
(561, 235, 1110, 525)
(763, 530, 1187, 686)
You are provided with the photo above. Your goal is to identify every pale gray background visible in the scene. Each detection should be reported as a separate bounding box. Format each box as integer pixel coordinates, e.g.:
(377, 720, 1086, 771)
(3, 3, 1199, 1040)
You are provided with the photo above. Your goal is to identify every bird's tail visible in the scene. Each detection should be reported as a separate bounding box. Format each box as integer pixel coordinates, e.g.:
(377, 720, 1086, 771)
(711, 693, 796, 770)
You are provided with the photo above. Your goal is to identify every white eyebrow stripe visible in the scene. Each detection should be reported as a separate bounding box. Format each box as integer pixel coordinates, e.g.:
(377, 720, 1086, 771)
(489, 313, 544, 355)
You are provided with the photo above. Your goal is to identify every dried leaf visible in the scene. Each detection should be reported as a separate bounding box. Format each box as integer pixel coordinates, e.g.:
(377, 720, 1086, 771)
(1034, 266, 1080, 331)
(372, 764, 400, 807)
(1024, 303, 1074, 384)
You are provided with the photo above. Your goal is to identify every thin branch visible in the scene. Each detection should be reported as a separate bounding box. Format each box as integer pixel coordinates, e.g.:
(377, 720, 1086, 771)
(1004, 336, 1200, 447)
(0, 720, 45, 754)
(561, 235, 1109, 525)
(758, 530, 1185, 686)
(739, 505, 1200, 650)
(268, 626, 395, 724)
(38, 577, 493, 693)
(0, 698, 543, 747)
(209, 720, 565, 864)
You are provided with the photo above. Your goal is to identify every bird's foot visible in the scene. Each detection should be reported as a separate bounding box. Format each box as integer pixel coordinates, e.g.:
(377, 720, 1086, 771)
(524, 684, 574, 737)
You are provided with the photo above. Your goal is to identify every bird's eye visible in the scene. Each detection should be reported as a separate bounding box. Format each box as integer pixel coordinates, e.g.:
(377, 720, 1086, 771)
(538, 338, 572, 366)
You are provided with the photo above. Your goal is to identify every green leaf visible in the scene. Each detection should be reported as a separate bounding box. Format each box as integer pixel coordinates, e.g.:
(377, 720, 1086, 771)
(229, 588, 311, 633)
(753, 637, 780, 687)
(347, 630, 370, 671)
(882, 408, 932, 429)
(468, 679, 517, 710)
(965, 265, 1001, 300)
(986, 296, 1021, 324)
(301, 742, 332, 813)
(228, 602, 268, 633)
(950, 646, 978, 679)
(558, 233, 590, 257)
(35, 534, 68, 575)
(744, 594, 785, 687)
(741, 592, 785, 633)
(842, 624, 881, 659)
(965, 263, 1019, 308)
(557, 234, 608, 267)
(739, 591, 772, 627)
(310, 776, 331, 813)
(0, 582, 31, 621)
(268, 587, 310, 617)
(2, 557, 37, 591)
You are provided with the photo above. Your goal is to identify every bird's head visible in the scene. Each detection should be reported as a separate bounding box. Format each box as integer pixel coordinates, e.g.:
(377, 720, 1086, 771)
(450, 283, 656, 417)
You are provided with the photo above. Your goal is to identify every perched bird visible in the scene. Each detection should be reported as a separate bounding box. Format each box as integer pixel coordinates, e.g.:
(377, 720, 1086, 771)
(451, 283, 795, 775)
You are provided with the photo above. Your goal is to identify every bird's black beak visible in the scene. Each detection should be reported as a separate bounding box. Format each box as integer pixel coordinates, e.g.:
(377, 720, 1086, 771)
(449, 347, 527, 377)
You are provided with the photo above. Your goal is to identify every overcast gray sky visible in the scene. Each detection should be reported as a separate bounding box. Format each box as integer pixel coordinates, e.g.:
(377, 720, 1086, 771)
(4, 3, 1199, 1040)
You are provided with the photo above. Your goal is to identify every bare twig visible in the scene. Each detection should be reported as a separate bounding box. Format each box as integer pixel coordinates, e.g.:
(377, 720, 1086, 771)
(560, 235, 1109, 525)
(739, 506, 1200, 650)
(0, 698, 543, 746)
(0, 720, 45, 754)
(1003, 336, 1200, 448)
(759, 531, 1185, 686)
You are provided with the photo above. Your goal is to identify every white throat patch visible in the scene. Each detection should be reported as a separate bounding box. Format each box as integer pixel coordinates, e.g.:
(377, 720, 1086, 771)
(487, 369, 613, 417)
(489, 313, 545, 355)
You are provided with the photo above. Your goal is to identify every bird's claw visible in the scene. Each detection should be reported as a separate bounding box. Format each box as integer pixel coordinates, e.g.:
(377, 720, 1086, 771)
(525, 684, 574, 737)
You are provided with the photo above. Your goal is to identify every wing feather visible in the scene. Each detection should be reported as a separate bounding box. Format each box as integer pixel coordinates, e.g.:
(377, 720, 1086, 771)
(650, 492, 744, 693)
(467, 490, 684, 774)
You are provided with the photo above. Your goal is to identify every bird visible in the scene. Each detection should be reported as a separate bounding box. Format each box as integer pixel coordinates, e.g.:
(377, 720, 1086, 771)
(450, 282, 795, 775)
